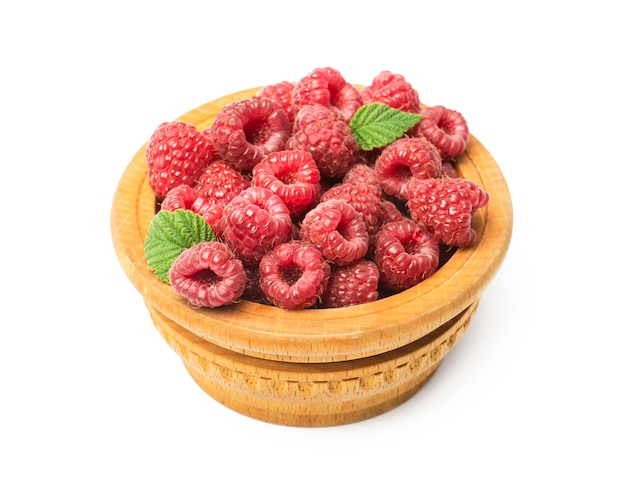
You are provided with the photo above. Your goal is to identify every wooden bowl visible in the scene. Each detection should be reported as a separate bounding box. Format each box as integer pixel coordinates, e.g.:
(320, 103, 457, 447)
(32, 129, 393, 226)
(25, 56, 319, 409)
(110, 87, 513, 426)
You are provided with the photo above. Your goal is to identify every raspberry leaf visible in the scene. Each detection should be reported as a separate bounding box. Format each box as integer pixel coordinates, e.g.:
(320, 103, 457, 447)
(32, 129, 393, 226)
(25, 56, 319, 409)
(350, 103, 422, 150)
(144, 209, 216, 284)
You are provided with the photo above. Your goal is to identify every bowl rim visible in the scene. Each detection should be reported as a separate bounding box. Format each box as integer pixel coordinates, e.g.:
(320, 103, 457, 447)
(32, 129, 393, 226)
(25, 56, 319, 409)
(111, 87, 513, 363)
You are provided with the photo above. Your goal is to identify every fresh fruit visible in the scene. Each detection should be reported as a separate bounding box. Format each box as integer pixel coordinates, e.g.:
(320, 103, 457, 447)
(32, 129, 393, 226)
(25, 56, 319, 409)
(169, 241, 246, 308)
(142, 67, 489, 309)
(299, 199, 369, 266)
(255, 81, 296, 123)
(374, 136, 442, 200)
(259, 240, 331, 309)
(321, 259, 380, 308)
(373, 219, 439, 291)
(194, 159, 251, 209)
(407, 176, 490, 247)
(219, 186, 293, 265)
(286, 103, 358, 179)
(291, 66, 363, 122)
(145, 121, 217, 200)
(417, 105, 469, 157)
(251, 149, 321, 216)
(211, 97, 291, 171)
(360, 71, 422, 114)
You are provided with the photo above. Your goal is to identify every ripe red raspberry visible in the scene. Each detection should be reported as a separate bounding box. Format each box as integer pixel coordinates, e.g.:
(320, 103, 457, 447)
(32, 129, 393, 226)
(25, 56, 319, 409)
(259, 240, 331, 309)
(374, 137, 443, 201)
(321, 259, 380, 308)
(255, 81, 296, 123)
(373, 219, 439, 291)
(379, 199, 407, 225)
(418, 105, 470, 157)
(160, 184, 224, 236)
(320, 182, 383, 237)
(146, 121, 217, 200)
(407, 177, 490, 247)
(194, 159, 251, 209)
(251, 150, 321, 216)
(300, 199, 369, 266)
(441, 160, 459, 178)
(219, 187, 293, 265)
(360, 71, 422, 114)
(342, 163, 383, 195)
(286, 104, 358, 179)
(211, 97, 291, 171)
(292, 67, 363, 121)
(169, 241, 246, 308)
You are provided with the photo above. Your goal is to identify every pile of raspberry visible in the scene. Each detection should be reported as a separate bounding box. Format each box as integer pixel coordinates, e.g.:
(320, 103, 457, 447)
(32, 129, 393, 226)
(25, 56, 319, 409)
(145, 67, 489, 310)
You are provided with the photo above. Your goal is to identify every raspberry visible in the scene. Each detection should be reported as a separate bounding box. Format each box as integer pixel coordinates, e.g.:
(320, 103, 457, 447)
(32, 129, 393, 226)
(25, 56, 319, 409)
(441, 160, 459, 178)
(321, 259, 380, 308)
(379, 199, 407, 225)
(374, 137, 443, 201)
(320, 182, 383, 237)
(407, 177, 490, 247)
(286, 104, 358, 179)
(255, 81, 296, 123)
(373, 219, 439, 291)
(259, 240, 331, 309)
(342, 163, 383, 195)
(360, 71, 422, 114)
(211, 97, 291, 171)
(160, 184, 224, 236)
(194, 159, 251, 209)
(251, 150, 321, 216)
(292, 67, 363, 121)
(169, 241, 246, 308)
(417, 105, 470, 157)
(219, 186, 293, 265)
(146, 121, 216, 200)
(300, 199, 369, 266)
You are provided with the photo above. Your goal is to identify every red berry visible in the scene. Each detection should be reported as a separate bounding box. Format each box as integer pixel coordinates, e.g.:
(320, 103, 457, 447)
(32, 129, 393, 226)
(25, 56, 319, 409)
(259, 240, 331, 309)
(320, 182, 383, 237)
(418, 105, 470, 157)
(300, 199, 369, 266)
(251, 150, 321, 216)
(211, 97, 291, 171)
(407, 177, 489, 247)
(146, 121, 217, 200)
(373, 219, 439, 291)
(342, 163, 382, 195)
(194, 159, 251, 209)
(286, 104, 358, 179)
(219, 186, 293, 265)
(321, 259, 380, 308)
(379, 199, 407, 225)
(361, 71, 422, 114)
(292, 67, 363, 122)
(160, 184, 224, 236)
(255, 81, 296, 123)
(169, 241, 246, 308)
(374, 137, 443, 200)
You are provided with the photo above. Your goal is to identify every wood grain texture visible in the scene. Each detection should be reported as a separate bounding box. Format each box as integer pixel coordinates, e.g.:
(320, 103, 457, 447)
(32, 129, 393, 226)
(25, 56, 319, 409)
(110, 87, 513, 425)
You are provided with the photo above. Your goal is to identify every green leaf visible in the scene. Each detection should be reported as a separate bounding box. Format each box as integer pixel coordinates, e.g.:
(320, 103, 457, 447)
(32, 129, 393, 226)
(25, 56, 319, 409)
(349, 103, 422, 150)
(143, 209, 216, 284)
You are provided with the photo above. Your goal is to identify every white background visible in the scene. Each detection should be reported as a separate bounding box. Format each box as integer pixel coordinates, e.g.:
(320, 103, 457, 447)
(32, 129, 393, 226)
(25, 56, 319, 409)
(2, 1, 624, 476)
